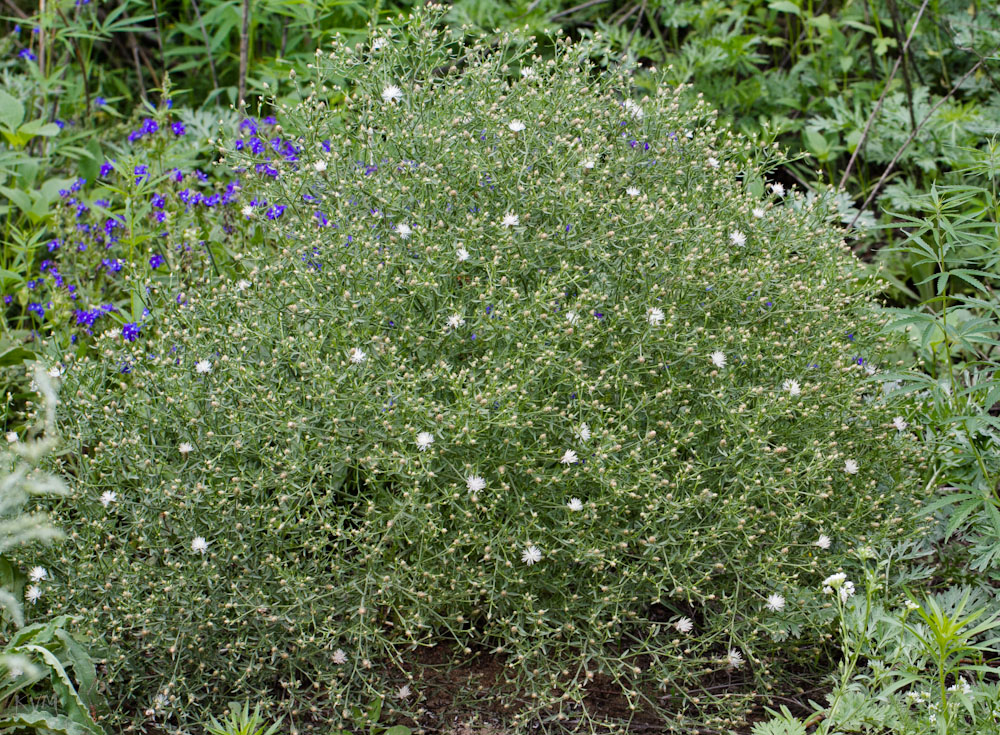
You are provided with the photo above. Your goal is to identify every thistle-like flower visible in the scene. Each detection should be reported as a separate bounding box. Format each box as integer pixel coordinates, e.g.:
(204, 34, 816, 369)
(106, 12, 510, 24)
(508, 120, 525, 132)
(647, 307, 665, 326)
(501, 212, 519, 228)
(178, 442, 194, 455)
(560, 449, 578, 465)
(349, 347, 367, 364)
(765, 593, 785, 612)
(29, 566, 47, 582)
(416, 432, 434, 451)
(844, 459, 859, 475)
(711, 351, 727, 369)
(195, 360, 212, 374)
(674, 617, 693, 634)
(815, 534, 831, 550)
(782, 379, 801, 397)
(100, 490, 117, 507)
(466, 475, 486, 494)
(382, 84, 403, 104)
(730, 230, 746, 247)
(191, 536, 209, 554)
(521, 545, 542, 565)
(567, 498, 583, 511)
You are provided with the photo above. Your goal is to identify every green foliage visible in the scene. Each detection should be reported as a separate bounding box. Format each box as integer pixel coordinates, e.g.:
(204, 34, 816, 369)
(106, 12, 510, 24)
(44, 11, 924, 731)
(205, 702, 282, 735)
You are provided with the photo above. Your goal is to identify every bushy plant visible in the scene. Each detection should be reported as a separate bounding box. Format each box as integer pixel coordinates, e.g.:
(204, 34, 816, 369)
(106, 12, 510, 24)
(47, 10, 922, 731)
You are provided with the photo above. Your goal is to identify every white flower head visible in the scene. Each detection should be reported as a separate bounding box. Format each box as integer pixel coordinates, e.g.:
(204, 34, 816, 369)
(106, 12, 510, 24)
(332, 648, 348, 665)
(626, 186, 640, 197)
(381, 84, 403, 104)
(752, 207, 766, 219)
(25, 585, 41, 604)
(520, 66, 536, 78)
(29, 566, 47, 582)
(241, 205, 255, 218)
(560, 449, 578, 465)
(674, 617, 693, 634)
(839, 581, 856, 603)
(47, 365, 63, 379)
(726, 648, 744, 669)
(647, 307, 665, 326)
(5, 432, 17, 444)
(844, 459, 859, 475)
(456, 247, 470, 262)
(178, 442, 194, 455)
(521, 545, 542, 565)
(397, 684, 412, 700)
(730, 230, 747, 247)
(822, 572, 847, 595)
(815, 534, 831, 550)
(100, 490, 117, 507)
(782, 379, 801, 397)
(447, 314, 465, 330)
(191, 536, 208, 555)
(575, 423, 591, 442)
(195, 359, 213, 374)
(236, 279, 251, 291)
(893, 416, 908, 431)
(765, 593, 785, 612)
(770, 182, 786, 196)
(501, 212, 519, 228)
(508, 120, 526, 132)
(581, 159, 595, 169)
(566, 311, 579, 325)
(313, 160, 327, 173)
(416, 432, 434, 451)
(710, 351, 727, 369)
(707, 156, 720, 169)
(396, 223, 412, 239)
(623, 99, 643, 119)
(371, 37, 388, 52)
(466, 475, 486, 494)
(349, 347, 367, 364)
(567, 497, 583, 511)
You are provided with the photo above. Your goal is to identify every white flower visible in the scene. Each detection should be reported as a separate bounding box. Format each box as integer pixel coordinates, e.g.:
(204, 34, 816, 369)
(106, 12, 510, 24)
(815, 534, 831, 550)
(844, 459, 859, 475)
(447, 314, 465, 330)
(416, 432, 434, 451)
(710, 351, 727, 369)
(191, 536, 209, 554)
(626, 186, 640, 197)
(567, 498, 583, 511)
(765, 593, 785, 612)
(521, 545, 542, 565)
(904, 600, 919, 611)
(313, 160, 327, 173)
(349, 347, 367, 364)
(565, 311, 579, 325)
(236, 279, 251, 291)
(581, 160, 595, 169)
(839, 581, 856, 602)
(332, 648, 348, 665)
(100, 490, 117, 507)
(560, 449, 578, 465)
(241, 205, 254, 218)
(822, 573, 847, 595)
(782, 379, 801, 397)
(25, 585, 41, 604)
(396, 223, 412, 239)
(647, 307, 665, 326)
(893, 416, 908, 431)
(508, 120, 525, 132)
(456, 247, 470, 262)
(730, 230, 746, 247)
(397, 684, 412, 700)
(623, 99, 643, 119)
(520, 66, 536, 78)
(178, 442, 194, 455)
(501, 212, 519, 228)
(29, 566, 47, 582)
(381, 84, 403, 104)
(770, 182, 785, 196)
(5, 432, 17, 444)
(47, 365, 63, 379)
(195, 360, 212, 374)
(575, 423, 591, 442)
(371, 37, 388, 52)
(726, 648, 744, 669)
(466, 475, 486, 494)
(674, 617, 693, 634)
(864, 363, 877, 376)
(752, 207, 766, 218)
(707, 156, 720, 169)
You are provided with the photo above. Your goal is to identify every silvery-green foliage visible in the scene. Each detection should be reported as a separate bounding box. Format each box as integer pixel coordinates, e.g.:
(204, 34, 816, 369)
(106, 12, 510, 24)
(50, 8, 920, 731)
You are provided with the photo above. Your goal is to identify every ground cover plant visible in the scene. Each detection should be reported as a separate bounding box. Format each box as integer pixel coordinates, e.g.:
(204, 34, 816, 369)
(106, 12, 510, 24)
(27, 10, 934, 731)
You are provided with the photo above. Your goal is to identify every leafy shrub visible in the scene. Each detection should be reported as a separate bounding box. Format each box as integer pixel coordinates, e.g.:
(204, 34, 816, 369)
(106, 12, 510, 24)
(49, 11, 922, 731)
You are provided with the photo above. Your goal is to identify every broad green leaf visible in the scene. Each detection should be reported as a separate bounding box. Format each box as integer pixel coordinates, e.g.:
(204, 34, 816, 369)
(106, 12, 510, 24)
(0, 90, 25, 132)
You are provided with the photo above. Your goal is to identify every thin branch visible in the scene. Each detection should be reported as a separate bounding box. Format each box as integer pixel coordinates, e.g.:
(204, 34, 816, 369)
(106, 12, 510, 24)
(54, 6, 90, 116)
(847, 50, 995, 230)
(239, 0, 251, 107)
(622, 0, 647, 55)
(190, 0, 220, 90)
(551, 0, 610, 21)
(838, 0, 930, 191)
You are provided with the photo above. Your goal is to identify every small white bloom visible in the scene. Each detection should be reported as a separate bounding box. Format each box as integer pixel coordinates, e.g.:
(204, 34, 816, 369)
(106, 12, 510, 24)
(815, 534, 831, 550)
(765, 593, 785, 612)
(567, 498, 583, 511)
(839, 581, 856, 602)
(521, 545, 542, 565)
(236, 279, 251, 291)
(381, 84, 403, 104)
(822, 572, 847, 591)
(560, 449, 578, 465)
(904, 600, 920, 611)
(100, 490, 117, 507)
(371, 37, 388, 51)
(626, 186, 640, 197)
(25, 585, 41, 604)
(674, 617, 693, 634)
(466, 475, 486, 494)
(581, 160, 595, 169)
(313, 160, 327, 173)
(730, 230, 747, 247)
(770, 182, 785, 196)
(191, 536, 208, 554)
(396, 223, 412, 240)
(349, 347, 367, 364)
(47, 365, 63, 379)
(647, 307, 665, 326)
(893, 416, 908, 431)
(29, 566, 47, 582)
(710, 351, 727, 369)
(178, 442, 194, 455)
(397, 684, 412, 700)
(5, 432, 17, 444)
(864, 363, 877, 376)
(752, 207, 766, 218)
(241, 205, 254, 218)
(456, 247, 470, 262)
(726, 648, 744, 669)
(707, 156, 720, 169)
(416, 432, 434, 451)
(623, 99, 643, 119)
(195, 360, 212, 374)
(520, 66, 536, 78)
(782, 379, 801, 397)
(844, 459, 859, 475)
(501, 212, 519, 228)
(566, 311, 579, 325)
(447, 314, 465, 329)
(508, 120, 525, 132)
(332, 648, 348, 665)
(575, 423, 591, 442)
